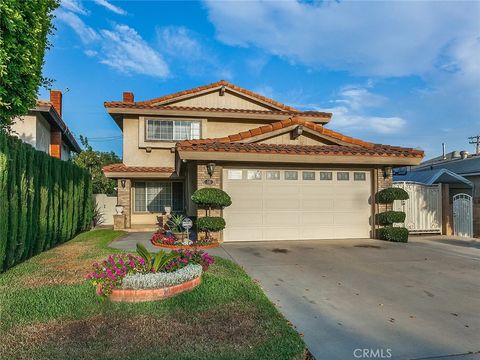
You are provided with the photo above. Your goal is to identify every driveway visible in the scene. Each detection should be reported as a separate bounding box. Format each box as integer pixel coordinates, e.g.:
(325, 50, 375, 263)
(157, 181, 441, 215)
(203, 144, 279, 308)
(219, 238, 480, 360)
(110, 234, 480, 359)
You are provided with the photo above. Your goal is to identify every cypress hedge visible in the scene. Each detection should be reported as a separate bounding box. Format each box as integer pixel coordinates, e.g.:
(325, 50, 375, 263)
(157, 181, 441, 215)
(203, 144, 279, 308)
(0, 130, 93, 272)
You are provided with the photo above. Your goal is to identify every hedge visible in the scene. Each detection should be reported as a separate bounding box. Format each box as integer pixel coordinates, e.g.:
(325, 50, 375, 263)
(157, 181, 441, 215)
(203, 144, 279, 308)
(378, 227, 409, 243)
(377, 211, 406, 226)
(0, 130, 92, 272)
(376, 187, 409, 204)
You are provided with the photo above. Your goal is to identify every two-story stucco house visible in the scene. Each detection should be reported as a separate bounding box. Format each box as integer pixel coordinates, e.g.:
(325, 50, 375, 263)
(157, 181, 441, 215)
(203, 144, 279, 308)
(11, 90, 81, 159)
(103, 80, 423, 241)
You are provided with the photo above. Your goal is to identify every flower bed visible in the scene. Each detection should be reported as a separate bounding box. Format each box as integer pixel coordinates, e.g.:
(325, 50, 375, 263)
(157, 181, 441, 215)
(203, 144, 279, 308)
(86, 245, 214, 301)
(151, 230, 220, 250)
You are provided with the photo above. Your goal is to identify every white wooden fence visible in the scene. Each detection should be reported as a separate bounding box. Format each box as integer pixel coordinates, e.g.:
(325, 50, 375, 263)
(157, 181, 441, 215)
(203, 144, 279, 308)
(393, 182, 442, 234)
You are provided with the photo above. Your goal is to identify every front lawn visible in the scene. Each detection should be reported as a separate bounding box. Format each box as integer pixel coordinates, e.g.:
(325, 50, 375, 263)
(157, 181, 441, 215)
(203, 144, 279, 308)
(0, 229, 307, 360)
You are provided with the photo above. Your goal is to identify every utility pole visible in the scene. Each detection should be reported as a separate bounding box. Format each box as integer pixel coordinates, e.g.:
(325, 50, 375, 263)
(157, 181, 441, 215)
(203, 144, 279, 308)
(468, 135, 480, 155)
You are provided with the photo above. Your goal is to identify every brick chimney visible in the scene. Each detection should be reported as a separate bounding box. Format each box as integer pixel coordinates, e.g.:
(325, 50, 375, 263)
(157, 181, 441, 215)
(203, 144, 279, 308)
(50, 90, 63, 117)
(123, 91, 134, 103)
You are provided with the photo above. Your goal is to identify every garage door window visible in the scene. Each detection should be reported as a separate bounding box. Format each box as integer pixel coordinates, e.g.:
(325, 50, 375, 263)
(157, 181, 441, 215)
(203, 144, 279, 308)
(284, 171, 298, 180)
(354, 172, 366, 181)
(227, 169, 243, 180)
(247, 170, 262, 180)
(319, 171, 333, 181)
(266, 171, 280, 180)
(337, 172, 350, 181)
(302, 171, 316, 180)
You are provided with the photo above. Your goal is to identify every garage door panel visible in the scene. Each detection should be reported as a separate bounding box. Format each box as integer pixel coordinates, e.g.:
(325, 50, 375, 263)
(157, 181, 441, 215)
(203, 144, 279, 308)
(301, 226, 335, 239)
(263, 212, 300, 226)
(223, 168, 372, 241)
(301, 199, 334, 210)
(264, 227, 299, 240)
(301, 212, 334, 225)
(226, 211, 263, 226)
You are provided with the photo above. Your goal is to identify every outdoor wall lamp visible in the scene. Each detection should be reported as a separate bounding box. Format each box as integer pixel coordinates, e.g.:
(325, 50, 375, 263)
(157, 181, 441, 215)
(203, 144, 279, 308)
(206, 163, 216, 178)
(120, 179, 127, 188)
(382, 167, 391, 180)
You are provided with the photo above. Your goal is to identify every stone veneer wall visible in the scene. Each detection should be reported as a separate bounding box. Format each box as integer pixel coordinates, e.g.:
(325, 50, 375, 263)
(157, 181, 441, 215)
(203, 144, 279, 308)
(117, 178, 132, 228)
(196, 162, 223, 218)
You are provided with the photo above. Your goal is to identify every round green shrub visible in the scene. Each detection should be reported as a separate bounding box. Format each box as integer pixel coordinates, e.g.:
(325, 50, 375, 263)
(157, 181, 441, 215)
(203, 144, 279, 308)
(376, 187, 409, 204)
(191, 188, 232, 208)
(378, 226, 409, 242)
(377, 211, 406, 226)
(196, 216, 226, 232)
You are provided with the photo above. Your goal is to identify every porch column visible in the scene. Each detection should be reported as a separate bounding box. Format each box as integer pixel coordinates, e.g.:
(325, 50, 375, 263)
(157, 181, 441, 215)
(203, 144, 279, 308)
(441, 184, 453, 235)
(117, 178, 131, 228)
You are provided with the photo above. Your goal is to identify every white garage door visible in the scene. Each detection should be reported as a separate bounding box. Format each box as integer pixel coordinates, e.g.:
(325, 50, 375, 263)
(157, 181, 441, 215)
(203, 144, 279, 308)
(223, 168, 372, 241)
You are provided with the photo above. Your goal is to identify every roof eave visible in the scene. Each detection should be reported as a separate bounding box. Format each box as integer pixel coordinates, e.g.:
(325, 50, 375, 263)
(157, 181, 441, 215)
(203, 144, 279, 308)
(103, 106, 331, 124)
(176, 149, 423, 166)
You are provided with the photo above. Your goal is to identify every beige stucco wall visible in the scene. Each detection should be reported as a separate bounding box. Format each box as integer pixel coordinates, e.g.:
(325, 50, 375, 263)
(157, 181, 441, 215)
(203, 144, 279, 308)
(11, 113, 51, 154)
(163, 89, 273, 111)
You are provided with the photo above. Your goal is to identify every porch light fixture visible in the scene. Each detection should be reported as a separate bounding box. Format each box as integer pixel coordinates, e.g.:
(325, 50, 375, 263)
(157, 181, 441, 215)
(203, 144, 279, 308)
(206, 163, 216, 178)
(382, 167, 391, 180)
(120, 179, 127, 188)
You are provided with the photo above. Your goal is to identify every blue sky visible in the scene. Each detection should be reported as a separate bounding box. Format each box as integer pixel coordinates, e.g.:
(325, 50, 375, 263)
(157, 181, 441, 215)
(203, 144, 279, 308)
(40, 0, 480, 158)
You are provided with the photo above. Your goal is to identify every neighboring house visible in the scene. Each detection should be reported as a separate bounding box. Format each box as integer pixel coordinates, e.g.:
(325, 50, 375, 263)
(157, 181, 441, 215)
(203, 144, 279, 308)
(11, 90, 81, 159)
(398, 151, 480, 237)
(103, 80, 423, 240)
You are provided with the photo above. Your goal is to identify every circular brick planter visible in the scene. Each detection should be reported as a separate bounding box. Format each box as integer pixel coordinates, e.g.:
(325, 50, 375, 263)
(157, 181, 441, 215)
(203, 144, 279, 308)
(108, 276, 202, 303)
(151, 242, 220, 250)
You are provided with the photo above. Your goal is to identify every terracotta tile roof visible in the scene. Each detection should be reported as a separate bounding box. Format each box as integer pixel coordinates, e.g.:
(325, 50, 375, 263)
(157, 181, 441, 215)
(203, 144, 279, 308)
(176, 117, 424, 159)
(176, 142, 423, 158)
(103, 164, 175, 173)
(102, 103, 331, 119)
(134, 80, 299, 112)
(179, 117, 374, 148)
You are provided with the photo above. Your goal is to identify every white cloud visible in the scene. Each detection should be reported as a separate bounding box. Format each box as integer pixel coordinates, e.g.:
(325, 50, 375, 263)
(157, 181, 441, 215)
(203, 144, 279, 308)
(335, 86, 386, 111)
(93, 0, 127, 15)
(84, 49, 98, 57)
(157, 26, 233, 79)
(204, 0, 480, 78)
(56, 9, 99, 44)
(100, 24, 169, 78)
(60, 0, 89, 15)
(328, 106, 406, 135)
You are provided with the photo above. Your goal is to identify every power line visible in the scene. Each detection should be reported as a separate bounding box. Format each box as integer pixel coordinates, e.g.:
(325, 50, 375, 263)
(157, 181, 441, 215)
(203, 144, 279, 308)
(468, 135, 480, 155)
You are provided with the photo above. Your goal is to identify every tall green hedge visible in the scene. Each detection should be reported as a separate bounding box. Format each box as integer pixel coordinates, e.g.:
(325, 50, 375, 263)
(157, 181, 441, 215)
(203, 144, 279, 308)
(0, 130, 92, 271)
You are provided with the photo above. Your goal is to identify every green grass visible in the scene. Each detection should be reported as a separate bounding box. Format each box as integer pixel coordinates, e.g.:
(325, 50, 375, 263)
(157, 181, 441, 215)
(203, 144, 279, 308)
(0, 229, 307, 360)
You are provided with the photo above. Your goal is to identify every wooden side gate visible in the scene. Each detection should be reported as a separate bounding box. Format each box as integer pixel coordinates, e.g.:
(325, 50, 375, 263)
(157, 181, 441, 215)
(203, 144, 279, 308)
(393, 182, 442, 234)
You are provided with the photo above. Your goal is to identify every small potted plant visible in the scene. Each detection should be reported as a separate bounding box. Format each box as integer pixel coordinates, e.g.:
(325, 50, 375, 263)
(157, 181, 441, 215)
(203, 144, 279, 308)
(167, 214, 186, 242)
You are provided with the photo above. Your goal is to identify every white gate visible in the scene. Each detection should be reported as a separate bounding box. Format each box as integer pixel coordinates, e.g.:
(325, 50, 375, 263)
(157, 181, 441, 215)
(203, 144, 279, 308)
(393, 182, 442, 234)
(453, 193, 473, 237)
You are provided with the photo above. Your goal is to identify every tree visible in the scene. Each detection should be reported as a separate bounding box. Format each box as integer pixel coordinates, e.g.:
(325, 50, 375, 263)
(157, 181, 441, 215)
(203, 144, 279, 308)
(0, 0, 59, 129)
(72, 136, 121, 195)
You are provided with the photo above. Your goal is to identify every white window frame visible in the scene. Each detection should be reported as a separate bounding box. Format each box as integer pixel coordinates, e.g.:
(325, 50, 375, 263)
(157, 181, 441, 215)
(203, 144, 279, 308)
(134, 181, 184, 213)
(145, 119, 201, 141)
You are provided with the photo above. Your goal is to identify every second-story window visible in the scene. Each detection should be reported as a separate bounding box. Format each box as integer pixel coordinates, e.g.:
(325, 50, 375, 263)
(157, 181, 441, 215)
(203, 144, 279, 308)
(146, 119, 201, 141)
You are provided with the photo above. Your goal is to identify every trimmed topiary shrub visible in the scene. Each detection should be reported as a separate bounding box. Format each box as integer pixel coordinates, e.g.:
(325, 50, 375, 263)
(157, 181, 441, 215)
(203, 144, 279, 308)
(197, 216, 226, 233)
(377, 211, 406, 226)
(191, 188, 232, 209)
(378, 226, 409, 243)
(376, 187, 409, 204)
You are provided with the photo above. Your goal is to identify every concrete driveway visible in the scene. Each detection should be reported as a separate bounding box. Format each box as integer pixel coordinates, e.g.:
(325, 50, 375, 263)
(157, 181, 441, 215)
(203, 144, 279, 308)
(110, 234, 480, 359)
(217, 238, 480, 360)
